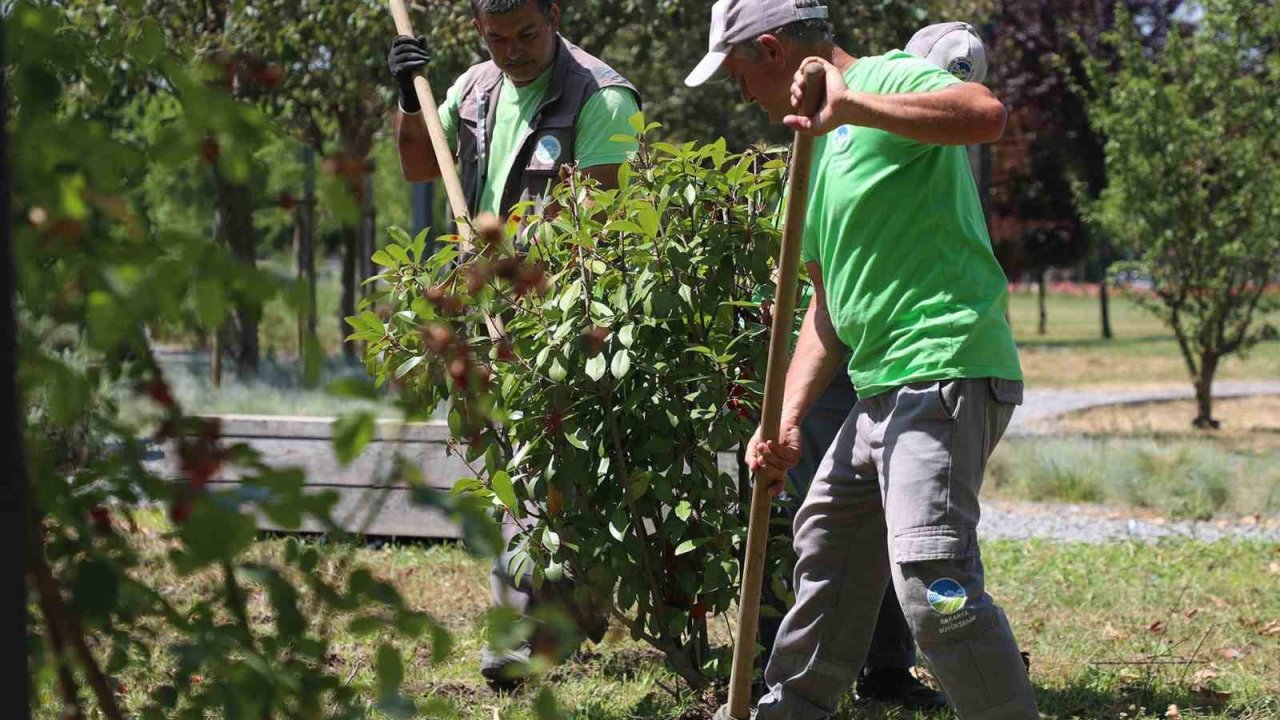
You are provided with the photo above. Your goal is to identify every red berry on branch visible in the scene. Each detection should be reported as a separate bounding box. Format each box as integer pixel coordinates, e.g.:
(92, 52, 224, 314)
(690, 601, 707, 621)
(169, 498, 192, 524)
(199, 137, 221, 165)
(89, 506, 114, 534)
(449, 357, 469, 389)
(423, 324, 454, 354)
(278, 192, 296, 210)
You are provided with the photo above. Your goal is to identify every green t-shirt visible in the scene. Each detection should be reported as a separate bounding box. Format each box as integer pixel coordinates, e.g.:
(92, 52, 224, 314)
(800, 51, 1021, 398)
(438, 62, 640, 217)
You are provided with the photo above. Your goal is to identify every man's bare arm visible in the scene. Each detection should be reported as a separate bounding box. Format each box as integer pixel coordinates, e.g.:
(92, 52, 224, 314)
(780, 262, 846, 429)
(396, 110, 443, 183)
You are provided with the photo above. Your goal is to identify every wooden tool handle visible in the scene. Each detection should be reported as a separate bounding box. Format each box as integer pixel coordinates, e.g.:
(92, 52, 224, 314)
(388, 0, 472, 241)
(725, 61, 827, 720)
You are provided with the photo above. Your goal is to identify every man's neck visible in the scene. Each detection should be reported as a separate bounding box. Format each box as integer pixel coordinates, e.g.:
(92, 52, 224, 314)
(792, 43, 859, 75)
(831, 45, 858, 73)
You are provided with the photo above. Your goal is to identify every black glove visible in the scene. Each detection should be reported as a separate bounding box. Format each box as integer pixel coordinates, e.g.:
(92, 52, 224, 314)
(388, 35, 429, 113)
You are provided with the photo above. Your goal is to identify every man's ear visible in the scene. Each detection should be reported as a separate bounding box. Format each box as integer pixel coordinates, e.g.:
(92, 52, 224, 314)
(471, 16, 482, 36)
(548, 3, 561, 31)
(757, 34, 787, 67)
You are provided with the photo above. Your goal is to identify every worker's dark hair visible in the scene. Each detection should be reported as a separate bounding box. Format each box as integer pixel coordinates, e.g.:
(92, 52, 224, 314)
(471, 0, 554, 17)
(735, 0, 832, 58)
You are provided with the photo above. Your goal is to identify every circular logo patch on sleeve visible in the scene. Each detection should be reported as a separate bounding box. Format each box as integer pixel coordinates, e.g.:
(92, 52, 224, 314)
(832, 124, 854, 150)
(534, 135, 563, 165)
(927, 578, 968, 615)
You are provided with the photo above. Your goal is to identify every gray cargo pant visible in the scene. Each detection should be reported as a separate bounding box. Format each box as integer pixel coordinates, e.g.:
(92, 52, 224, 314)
(757, 378, 1038, 720)
(760, 366, 915, 671)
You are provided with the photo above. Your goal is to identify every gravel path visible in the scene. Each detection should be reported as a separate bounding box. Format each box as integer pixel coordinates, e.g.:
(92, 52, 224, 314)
(978, 500, 1280, 544)
(1006, 380, 1280, 437)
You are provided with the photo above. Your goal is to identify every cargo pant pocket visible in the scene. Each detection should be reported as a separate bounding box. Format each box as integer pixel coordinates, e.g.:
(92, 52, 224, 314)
(892, 528, 1036, 719)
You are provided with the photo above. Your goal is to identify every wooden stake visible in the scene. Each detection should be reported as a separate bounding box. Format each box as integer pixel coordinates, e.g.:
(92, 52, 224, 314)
(724, 62, 827, 720)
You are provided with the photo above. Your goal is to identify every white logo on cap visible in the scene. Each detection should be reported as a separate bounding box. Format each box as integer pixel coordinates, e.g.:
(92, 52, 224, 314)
(534, 135, 562, 165)
(946, 57, 975, 81)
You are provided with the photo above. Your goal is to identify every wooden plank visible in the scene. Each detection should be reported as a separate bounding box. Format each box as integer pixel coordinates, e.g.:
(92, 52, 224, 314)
(146, 415, 747, 540)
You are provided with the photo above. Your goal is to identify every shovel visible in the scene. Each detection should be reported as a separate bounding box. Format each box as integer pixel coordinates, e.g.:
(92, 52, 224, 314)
(717, 61, 826, 720)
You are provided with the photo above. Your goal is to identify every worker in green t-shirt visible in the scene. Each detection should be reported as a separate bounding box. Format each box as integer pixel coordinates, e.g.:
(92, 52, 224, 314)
(686, 1, 1036, 719)
(387, 0, 641, 690)
(390, 0, 640, 219)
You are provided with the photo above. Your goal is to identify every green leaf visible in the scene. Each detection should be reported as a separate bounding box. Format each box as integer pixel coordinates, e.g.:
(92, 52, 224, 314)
(72, 558, 119, 622)
(558, 280, 582, 313)
(178, 499, 257, 567)
(674, 501, 693, 522)
(610, 350, 631, 379)
(585, 353, 607, 381)
(394, 354, 424, 379)
(490, 471, 517, 513)
(675, 539, 700, 556)
(534, 687, 563, 720)
(618, 324, 636, 348)
(375, 644, 404, 700)
(332, 412, 377, 465)
(608, 508, 629, 542)
(371, 249, 396, 268)
(565, 429, 590, 451)
(637, 205, 660, 237)
(549, 356, 568, 382)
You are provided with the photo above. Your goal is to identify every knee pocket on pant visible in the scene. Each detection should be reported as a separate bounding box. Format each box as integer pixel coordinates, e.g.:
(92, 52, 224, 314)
(892, 526, 984, 644)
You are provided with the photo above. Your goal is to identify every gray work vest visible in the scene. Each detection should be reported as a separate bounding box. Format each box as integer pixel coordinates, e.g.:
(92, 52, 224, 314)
(455, 36, 639, 217)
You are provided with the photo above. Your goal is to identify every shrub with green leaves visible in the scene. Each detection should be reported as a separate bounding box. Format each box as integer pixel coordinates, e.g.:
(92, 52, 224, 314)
(358, 121, 789, 686)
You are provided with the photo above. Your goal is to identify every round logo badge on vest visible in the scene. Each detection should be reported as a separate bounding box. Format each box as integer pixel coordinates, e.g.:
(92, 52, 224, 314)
(946, 56, 975, 81)
(832, 124, 854, 151)
(927, 578, 968, 615)
(534, 135, 563, 166)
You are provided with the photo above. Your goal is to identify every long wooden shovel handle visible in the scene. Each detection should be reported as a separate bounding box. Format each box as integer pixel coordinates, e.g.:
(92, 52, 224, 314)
(388, 0, 472, 242)
(725, 61, 828, 720)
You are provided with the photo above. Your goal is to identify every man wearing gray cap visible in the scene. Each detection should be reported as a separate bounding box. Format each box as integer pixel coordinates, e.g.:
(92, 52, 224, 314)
(688, 2, 1038, 719)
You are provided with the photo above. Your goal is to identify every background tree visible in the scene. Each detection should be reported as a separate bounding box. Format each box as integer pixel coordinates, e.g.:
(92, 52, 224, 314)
(988, 0, 1186, 336)
(2, 16, 33, 720)
(1083, 0, 1280, 428)
(12, 3, 501, 717)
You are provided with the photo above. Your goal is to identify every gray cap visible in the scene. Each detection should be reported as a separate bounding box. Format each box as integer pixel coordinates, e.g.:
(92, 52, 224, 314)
(905, 22, 989, 84)
(684, 0, 830, 87)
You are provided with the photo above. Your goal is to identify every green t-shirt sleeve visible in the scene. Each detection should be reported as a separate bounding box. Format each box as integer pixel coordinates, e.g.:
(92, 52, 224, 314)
(436, 69, 471, 154)
(573, 86, 641, 168)
(868, 51, 962, 96)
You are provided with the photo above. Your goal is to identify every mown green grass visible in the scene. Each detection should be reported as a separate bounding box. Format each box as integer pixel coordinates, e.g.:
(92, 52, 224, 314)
(52, 536, 1280, 720)
(1006, 291, 1280, 388)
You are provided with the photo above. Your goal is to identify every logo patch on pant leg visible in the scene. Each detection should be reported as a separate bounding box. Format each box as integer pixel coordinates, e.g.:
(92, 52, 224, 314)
(927, 578, 967, 615)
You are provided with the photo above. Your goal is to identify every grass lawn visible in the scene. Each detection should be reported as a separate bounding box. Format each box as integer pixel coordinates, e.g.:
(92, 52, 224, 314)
(987, 396, 1280, 518)
(1006, 290, 1280, 388)
(65, 534, 1280, 720)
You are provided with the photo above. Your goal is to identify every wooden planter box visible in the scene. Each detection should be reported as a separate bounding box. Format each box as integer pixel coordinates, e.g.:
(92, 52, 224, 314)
(146, 415, 745, 540)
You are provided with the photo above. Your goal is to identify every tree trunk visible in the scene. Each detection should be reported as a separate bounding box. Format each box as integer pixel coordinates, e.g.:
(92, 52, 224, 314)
(211, 331, 223, 387)
(360, 171, 376, 303)
(340, 223, 357, 360)
(295, 146, 318, 359)
(1193, 354, 1220, 430)
(1037, 267, 1048, 335)
(1099, 273, 1113, 340)
(213, 172, 260, 377)
(1, 40, 34, 719)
